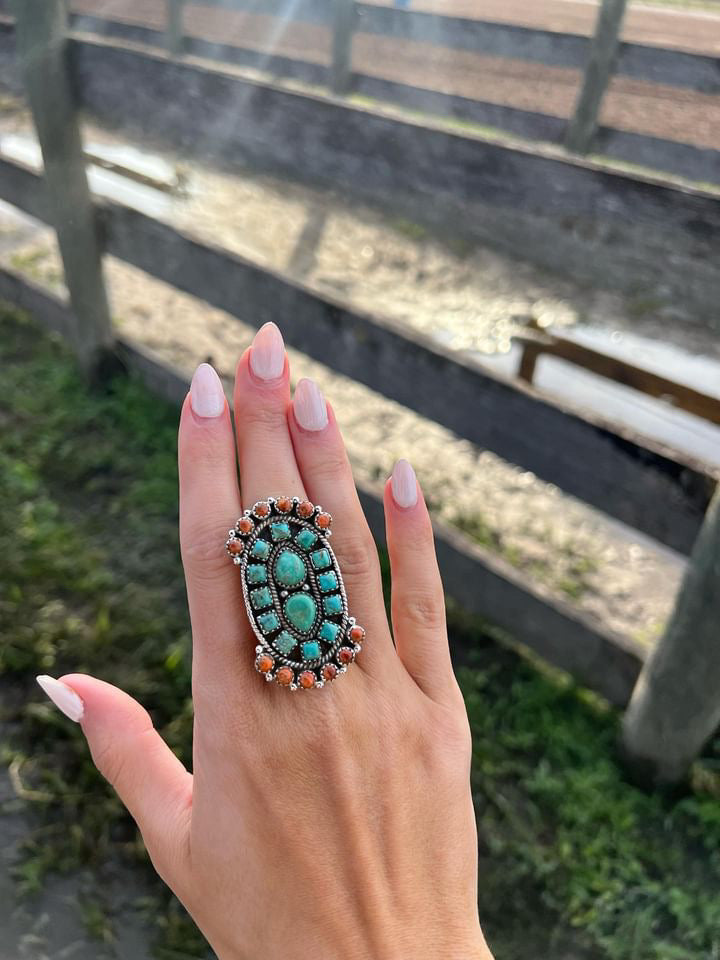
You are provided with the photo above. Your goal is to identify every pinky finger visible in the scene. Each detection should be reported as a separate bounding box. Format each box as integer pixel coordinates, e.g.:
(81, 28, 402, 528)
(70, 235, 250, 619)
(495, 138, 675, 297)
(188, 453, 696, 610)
(384, 460, 457, 703)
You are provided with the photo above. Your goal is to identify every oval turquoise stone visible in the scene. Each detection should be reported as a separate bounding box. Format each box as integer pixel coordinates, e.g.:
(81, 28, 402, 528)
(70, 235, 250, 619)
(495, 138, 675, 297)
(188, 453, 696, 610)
(273, 549, 306, 588)
(284, 593, 316, 632)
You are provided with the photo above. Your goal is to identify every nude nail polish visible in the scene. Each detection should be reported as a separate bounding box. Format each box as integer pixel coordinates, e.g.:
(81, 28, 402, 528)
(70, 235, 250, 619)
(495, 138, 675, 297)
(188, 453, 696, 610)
(250, 322, 285, 381)
(294, 378, 328, 431)
(36, 675, 84, 723)
(391, 459, 418, 508)
(190, 363, 225, 418)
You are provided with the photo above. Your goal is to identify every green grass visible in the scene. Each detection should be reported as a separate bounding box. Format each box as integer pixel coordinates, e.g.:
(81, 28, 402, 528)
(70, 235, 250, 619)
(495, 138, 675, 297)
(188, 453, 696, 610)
(2, 308, 720, 959)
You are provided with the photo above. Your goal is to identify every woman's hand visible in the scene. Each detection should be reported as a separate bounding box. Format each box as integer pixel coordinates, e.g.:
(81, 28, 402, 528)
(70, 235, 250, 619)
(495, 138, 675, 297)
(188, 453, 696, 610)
(38, 323, 492, 960)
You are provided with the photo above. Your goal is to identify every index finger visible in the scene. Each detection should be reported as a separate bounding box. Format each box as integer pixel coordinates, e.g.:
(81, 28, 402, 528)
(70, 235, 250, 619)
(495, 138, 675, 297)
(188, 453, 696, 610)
(178, 363, 251, 699)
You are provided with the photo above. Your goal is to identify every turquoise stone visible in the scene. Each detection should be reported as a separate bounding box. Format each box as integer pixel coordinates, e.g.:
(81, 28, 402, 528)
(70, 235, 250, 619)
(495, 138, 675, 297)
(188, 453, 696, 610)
(275, 631, 296, 654)
(295, 528, 318, 551)
(323, 594, 343, 615)
(319, 621, 339, 643)
(246, 563, 267, 584)
(284, 593, 316, 632)
(250, 587, 272, 609)
(302, 640, 321, 660)
(310, 548, 331, 570)
(317, 571, 337, 592)
(271, 522, 291, 541)
(273, 549, 306, 587)
(251, 539, 271, 560)
(257, 612, 280, 634)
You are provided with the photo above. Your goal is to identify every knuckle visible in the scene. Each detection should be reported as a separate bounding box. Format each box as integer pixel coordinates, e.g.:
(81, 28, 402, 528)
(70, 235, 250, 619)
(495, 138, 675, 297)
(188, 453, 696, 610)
(334, 533, 377, 585)
(306, 450, 351, 487)
(237, 399, 288, 432)
(393, 588, 446, 632)
(181, 518, 234, 579)
(91, 736, 129, 789)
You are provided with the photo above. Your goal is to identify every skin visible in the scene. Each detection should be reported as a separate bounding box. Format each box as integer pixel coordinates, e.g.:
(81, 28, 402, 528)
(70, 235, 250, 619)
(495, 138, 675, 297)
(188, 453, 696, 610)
(59, 327, 494, 960)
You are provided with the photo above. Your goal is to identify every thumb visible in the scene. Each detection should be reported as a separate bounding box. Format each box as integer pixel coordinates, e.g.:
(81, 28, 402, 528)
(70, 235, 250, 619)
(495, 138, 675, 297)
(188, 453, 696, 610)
(37, 674, 192, 886)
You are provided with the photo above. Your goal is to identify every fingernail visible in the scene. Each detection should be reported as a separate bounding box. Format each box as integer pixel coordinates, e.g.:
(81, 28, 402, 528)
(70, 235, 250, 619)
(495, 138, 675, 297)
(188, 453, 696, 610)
(190, 362, 225, 418)
(250, 322, 285, 381)
(293, 378, 328, 431)
(36, 675, 84, 723)
(391, 459, 418, 508)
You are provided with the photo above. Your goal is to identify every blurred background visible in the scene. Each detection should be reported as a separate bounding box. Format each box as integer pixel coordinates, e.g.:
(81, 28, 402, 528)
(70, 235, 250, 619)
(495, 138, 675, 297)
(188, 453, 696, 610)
(1, 0, 719, 957)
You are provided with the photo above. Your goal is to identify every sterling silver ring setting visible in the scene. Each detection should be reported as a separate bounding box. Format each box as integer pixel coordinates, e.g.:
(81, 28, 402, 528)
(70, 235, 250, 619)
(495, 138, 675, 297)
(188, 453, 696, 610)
(226, 496, 365, 689)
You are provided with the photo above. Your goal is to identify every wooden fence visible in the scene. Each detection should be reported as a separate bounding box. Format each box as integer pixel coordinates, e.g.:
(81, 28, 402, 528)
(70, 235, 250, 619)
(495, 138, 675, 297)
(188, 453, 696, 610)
(50, 0, 720, 185)
(4, 0, 720, 786)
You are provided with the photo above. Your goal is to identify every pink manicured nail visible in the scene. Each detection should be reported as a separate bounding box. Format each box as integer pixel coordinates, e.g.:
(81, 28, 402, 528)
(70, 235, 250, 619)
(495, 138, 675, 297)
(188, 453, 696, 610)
(190, 362, 225, 418)
(391, 459, 418, 508)
(250, 322, 285, 381)
(36, 675, 84, 722)
(294, 378, 328, 431)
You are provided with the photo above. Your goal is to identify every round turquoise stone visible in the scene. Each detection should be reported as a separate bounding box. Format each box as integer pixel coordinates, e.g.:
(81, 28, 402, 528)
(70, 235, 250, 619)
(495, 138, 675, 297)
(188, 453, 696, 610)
(284, 593, 316, 632)
(273, 549, 306, 588)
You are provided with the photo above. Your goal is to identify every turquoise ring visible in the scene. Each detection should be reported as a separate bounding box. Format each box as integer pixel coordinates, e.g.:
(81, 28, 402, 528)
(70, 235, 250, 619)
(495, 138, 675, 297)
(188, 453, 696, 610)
(226, 496, 365, 689)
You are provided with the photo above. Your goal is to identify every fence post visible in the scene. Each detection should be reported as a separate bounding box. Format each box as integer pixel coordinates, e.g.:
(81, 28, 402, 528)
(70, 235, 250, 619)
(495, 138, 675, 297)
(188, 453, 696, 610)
(166, 0, 185, 56)
(330, 0, 356, 95)
(12, 0, 113, 370)
(621, 486, 720, 787)
(565, 0, 628, 155)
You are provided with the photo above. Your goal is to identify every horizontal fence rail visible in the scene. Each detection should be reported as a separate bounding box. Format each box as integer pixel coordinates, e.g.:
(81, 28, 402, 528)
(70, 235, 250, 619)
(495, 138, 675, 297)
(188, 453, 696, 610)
(0, 149, 715, 558)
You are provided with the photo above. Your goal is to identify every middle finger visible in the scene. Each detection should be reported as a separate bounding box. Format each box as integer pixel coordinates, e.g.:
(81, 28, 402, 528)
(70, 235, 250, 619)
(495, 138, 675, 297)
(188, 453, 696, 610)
(234, 323, 306, 507)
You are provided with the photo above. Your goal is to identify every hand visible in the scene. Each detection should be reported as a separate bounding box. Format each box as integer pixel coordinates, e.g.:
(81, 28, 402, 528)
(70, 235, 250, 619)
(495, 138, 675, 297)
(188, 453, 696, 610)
(38, 322, 492, 960)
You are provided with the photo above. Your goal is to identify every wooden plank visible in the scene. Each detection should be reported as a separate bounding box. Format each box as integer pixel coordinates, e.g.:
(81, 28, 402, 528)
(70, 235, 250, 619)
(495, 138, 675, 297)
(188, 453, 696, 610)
(97, 200, 717, 555)
(621, 487, 720, 784)
(0, 261, 645, 706)
(515, 331, 720, 426)
(185, 35, 328, 84)
(566, 0, 629, 155)
(68, 39, 720, 241)
(0, 264, 74, 341)
(329, 0, 355, 95)
(11, 0, 112, 370)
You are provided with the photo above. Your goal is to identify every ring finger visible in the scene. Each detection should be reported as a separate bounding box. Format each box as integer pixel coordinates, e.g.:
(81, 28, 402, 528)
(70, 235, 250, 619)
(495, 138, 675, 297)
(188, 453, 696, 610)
(288, 377, 397, 680)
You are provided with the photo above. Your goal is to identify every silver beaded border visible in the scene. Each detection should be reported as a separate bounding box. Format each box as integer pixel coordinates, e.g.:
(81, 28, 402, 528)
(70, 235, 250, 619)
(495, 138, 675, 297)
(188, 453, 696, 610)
(226, 496, 365, 690)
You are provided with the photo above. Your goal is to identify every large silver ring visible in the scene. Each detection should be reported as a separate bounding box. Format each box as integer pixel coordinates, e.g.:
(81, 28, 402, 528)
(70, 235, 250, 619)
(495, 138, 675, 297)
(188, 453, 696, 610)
(226, 496, 365, 690)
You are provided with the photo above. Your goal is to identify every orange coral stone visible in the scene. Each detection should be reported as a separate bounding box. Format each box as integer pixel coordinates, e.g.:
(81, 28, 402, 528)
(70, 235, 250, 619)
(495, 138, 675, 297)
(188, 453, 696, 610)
(299, 670, 316, 689)
(349, 625, 365, 643)
(256, 654, 274, 674)
(276, 666, 294, 686)
(227, 539, 244, 555)
(316, 512, 332, 529)
(237, 516, 254, 534)
(276, 496, 292, 513)
(254, 501, 270, 518)
(337, 647, 354, 665)
(297, 500, 314, 518)
(322, 664, 338, 681)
